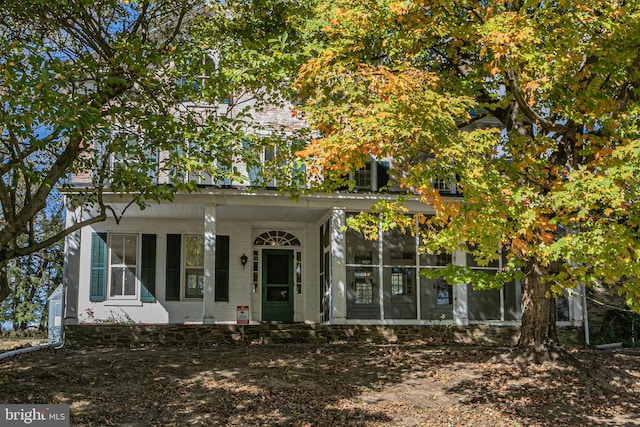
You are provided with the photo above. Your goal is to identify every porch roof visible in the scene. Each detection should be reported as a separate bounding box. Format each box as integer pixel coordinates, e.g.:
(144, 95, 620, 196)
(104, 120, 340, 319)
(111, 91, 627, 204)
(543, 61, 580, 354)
(89, 188, 437, 222)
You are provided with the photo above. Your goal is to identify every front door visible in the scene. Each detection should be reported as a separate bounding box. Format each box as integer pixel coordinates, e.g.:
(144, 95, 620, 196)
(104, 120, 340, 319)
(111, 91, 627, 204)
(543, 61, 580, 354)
(262, 249, 294, 322)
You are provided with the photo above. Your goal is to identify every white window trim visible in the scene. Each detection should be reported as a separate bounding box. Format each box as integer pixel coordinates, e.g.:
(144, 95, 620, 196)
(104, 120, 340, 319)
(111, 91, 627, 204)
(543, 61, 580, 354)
(183, 234, 205, 300)
(349, 161, 377, 191)
(431, 177, 456, 194)
(109, 131, 139, 171)
(108, 233, 140, 301)
(108, 130, 159, 185)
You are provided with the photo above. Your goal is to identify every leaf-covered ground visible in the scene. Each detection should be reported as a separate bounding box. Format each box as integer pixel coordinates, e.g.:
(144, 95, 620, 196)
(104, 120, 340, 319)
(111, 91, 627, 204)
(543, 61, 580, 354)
(0, 343, 638, 426)
(0, 337, 47, 351)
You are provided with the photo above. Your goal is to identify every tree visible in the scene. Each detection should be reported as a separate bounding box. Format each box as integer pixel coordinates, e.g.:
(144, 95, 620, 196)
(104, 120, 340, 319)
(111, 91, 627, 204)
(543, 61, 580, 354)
(1, 192, 64, 331)
(188, 0, 312, 192)
(0, 0, 210, 303)
(290, 0, 640, 357)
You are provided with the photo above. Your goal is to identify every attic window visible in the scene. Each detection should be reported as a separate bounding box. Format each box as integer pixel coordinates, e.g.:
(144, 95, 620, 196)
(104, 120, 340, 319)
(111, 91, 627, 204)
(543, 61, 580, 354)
(253, 231, 301, 246)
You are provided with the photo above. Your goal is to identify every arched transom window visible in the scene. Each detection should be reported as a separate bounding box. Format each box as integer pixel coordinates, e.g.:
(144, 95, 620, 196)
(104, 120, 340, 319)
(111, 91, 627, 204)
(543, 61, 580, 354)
(253, 230, 301, 246)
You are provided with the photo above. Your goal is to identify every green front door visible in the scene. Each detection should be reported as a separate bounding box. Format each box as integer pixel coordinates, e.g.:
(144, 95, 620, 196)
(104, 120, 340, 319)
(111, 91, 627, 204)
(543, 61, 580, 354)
(262, 249, 294, 322)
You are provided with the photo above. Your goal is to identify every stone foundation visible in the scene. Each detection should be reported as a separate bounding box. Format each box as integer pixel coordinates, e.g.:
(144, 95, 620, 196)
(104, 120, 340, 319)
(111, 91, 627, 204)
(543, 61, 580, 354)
(64, 323, 584, 348)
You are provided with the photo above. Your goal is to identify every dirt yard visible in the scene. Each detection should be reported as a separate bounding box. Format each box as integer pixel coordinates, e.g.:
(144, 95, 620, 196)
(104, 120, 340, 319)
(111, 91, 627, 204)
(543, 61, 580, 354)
(0, 343, 638, 426)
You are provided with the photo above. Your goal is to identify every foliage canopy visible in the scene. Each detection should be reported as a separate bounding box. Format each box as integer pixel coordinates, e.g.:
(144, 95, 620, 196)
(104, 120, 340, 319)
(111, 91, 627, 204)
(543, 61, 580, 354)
(208, 0, 640, 350)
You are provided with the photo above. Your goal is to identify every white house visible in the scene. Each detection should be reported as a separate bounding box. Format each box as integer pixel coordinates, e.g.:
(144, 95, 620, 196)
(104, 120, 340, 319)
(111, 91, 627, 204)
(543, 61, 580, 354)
(61, 102, 586, 330)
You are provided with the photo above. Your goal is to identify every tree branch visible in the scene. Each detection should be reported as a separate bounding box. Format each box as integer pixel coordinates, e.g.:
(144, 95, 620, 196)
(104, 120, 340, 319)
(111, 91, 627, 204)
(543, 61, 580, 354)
(0, 205, 108, 261)
(506, 68, 567, 135)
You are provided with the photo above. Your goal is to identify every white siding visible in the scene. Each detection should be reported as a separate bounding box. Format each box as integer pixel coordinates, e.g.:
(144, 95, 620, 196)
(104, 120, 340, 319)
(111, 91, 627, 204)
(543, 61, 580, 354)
(72, 211, 323, 324)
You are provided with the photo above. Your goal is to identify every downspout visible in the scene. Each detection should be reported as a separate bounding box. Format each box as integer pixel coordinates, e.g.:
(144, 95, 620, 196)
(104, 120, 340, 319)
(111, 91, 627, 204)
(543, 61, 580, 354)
(0, 219, 70, 361)
(0, 274, 67, 361)
(56, 279, 66, 350)
(52, 194, 80, 351)
(56, 226, 68, 350)
(0, 343, 56, 362)
(582, 284, 590, 346)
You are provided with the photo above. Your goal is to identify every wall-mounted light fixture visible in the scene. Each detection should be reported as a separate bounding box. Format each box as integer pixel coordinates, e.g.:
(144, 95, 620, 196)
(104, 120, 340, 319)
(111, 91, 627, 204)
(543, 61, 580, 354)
(240, 253, 248, 270)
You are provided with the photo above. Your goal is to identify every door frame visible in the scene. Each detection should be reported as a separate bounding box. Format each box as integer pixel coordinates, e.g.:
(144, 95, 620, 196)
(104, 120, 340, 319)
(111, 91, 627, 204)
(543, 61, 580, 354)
(261, 248, 294, 322)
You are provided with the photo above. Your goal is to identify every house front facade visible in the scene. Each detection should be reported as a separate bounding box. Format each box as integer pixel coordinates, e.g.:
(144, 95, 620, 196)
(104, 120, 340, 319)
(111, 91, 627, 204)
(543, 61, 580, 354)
(63, 189, 586, 329)
(62, 105, 586, 330)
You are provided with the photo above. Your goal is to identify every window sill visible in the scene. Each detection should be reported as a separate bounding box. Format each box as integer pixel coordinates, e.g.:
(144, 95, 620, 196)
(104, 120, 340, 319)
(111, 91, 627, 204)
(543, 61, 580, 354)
(104, 300, 144, 307)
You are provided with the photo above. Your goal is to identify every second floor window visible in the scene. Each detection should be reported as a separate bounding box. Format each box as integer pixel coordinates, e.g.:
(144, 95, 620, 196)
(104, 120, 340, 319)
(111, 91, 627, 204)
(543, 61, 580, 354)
(432, 177, 453, 194)
(354, 163, 372, 190)
(109, 131, 158, 181)
(344, 160, 389, 192)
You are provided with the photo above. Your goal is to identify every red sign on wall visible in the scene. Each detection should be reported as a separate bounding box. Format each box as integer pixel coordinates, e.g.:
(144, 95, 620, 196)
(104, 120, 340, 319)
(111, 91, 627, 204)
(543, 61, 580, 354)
(236, 306, 250, 325)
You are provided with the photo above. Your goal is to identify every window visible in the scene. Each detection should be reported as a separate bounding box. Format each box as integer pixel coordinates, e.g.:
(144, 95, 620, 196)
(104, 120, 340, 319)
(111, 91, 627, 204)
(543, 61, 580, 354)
(465, 249, 518, 321)
(165, 234, 229, 302)
(342, 161, 390, 192)
(391, 269, 405, 295)
(110, 132, 138, 170)
(177, 138, 232, 187)
(246, 140, 306, 189)
(436, 279, 453, 305)
(556, 291, 571, 321)
(419, 219, 454, 319)
(109, 234, 138, 298)
(296, 251, 302, 294)
(466, 249, 500, 269)
(383, 222, 416, 266)
(253, 230, 301, 246)
(391, 267, 413, 296)
(432, 177, 453, 194)
(346, 214, 379, 265)
(184, 235, 205, 298)
(355, 272, 374, 304)
(354, 251, 373, 265)
(354, 163, 372, 190)
(187, 171, 215, 186)
(319, 219, 331, 322)
(89, 233, 156, 303)
(419, 218, 453, 266)
(176, 50, 221, 100)
(109, 131, 158, 181)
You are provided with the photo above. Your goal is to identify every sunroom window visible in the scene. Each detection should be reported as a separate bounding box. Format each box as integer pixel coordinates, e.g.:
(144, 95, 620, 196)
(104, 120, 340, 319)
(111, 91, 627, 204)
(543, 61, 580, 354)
(354, 270, 374, 304)
(391, 267, 412, 296)
(435, 279, 453, 305)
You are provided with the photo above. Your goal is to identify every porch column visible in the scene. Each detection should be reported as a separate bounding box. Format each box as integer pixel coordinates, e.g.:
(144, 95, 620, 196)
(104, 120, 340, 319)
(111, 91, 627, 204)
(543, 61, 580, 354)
(331, 207, 347, 324)
(203, 204, 217, 324)
(573, 284, 586, 327)
(62, 204, 82, 325)
(453, 249, 469, 326)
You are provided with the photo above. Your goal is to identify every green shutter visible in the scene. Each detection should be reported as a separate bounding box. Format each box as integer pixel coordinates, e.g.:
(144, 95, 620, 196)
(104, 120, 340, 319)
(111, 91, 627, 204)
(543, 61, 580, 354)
(140, 234, 157, 302)
(377, 161, 390, 191)
(90, 232, 107, 302)
(214, 235, 230, 302)
(165, 234, 181, 301)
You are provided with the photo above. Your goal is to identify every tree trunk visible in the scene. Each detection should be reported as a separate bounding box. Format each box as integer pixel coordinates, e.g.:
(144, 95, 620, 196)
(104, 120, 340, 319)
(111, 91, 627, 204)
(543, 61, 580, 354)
(0, 265, 10, 305)
(517, 260, 559, 359)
